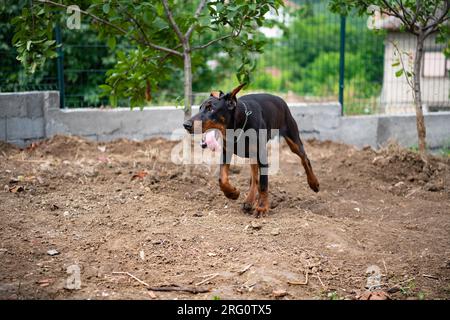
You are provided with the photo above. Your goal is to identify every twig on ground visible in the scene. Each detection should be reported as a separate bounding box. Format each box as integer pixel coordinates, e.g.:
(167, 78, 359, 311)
(112, 271, 149, 287)
(238, 263, 253, 275)
(377, 214, 385, 227)
(288, 270, 309, 285)
(315, 273, 326, 289)
(405, 187, 421, 198)
(386, 277, 416, 292)
(422, 274, 439, 280)
(147, 285, 210, 294)
(195, 273, 218, 286)
(113, 272, 210, 293)
(148, 290, 157, 299)
(196, 273, 218, 278)
(16, 159, 49, 163)
(382, 259, 388, 275)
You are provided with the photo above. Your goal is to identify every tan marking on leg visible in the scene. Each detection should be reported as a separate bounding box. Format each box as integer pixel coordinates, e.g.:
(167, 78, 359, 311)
(219, 164, 240, 200)
(254, 190, 269, 217)
(285, 137, 320, 192)
(242, 164, 259, 212)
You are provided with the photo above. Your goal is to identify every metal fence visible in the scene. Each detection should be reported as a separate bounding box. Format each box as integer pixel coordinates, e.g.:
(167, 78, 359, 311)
(0, 49, 58, 92)
(1, 0, 448, 114)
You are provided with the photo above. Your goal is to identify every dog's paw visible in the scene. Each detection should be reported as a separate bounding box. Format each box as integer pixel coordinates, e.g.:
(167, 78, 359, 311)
(224, 188, 240, 200)
(308, 178, 320, 193)
(254, 207, 269, 218)
(241, 202, 254, 213)
(254, 205, 269, 218)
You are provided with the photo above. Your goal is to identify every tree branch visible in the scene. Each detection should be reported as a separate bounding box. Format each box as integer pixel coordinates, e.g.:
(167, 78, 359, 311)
(161, 0, 186, 45)
(380, 0, 414, 31)
(38, 0, 127, 34)
(119, 6, 182, 57)
(191, 34, 233, 51)
(158, 44, 183, 63)
(37, 0, 182, 56)
(409, 0, 421, 27)
(144, 42, 183, 57)
(396, 0, 413, 25)
(423, 0, 450, 32)
(391, 40, 414, 90)
(191, 14, 247, 51)
(185, 0, 207, 40)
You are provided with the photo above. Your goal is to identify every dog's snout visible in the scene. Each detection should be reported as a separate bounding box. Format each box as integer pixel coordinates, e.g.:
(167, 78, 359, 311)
(183, 120, 193, 131)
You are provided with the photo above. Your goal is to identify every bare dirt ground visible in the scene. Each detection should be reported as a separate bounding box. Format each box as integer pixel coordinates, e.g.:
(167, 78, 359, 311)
(0, 135, 449, 300)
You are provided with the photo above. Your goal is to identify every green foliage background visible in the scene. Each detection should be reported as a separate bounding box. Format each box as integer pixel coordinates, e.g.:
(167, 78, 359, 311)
(1, 0, 385, 114)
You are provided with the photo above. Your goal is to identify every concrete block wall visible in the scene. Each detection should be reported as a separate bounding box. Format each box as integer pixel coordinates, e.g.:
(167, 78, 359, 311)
(289, 102, 341, 141)
(336, 112, 450, 149)
(338, 116, 379, 148)
(0, 117, 6, 141)
(0, 92, 46, 146)
(1, 91, 450, 151)
(40, 91, 187, 142)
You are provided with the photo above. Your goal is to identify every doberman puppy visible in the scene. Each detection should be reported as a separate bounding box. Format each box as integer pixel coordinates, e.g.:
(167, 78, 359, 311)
(183, 84, 319, 217)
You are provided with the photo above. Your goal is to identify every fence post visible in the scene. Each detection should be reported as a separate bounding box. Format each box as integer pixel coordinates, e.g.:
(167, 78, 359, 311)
(55, 24, 65, 109)
(339, 15, 346, 115)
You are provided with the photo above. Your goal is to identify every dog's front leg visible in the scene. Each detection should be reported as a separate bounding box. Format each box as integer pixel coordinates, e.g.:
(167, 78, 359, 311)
(242, 163, 259, 213)
(219, 164, 240, 200)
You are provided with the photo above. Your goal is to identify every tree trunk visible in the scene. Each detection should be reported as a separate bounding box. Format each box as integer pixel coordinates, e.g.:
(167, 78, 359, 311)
(413, 32, 427, 156)
(183, 49, 192, 120)
(182, 48, 193, 178)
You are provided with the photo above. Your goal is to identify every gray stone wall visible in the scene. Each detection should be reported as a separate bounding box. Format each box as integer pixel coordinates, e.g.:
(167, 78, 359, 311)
(0, 92, 46, 146)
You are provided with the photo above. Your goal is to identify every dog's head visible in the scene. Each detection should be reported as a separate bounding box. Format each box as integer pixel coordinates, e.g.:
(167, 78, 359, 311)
(183, 83, 246, 136)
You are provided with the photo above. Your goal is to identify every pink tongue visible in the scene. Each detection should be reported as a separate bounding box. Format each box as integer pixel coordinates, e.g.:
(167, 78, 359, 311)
(204, 130, 220, 152)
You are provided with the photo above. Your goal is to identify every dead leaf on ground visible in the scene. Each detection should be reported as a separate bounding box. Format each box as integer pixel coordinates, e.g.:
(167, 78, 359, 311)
(26, 142, 40, 152)
(97, 145, 107, 153)
(131, 171, 148, 180)
(358, 291, 390, 300)
(9, 185, 24, 193)
(272, 289, 288, 298)
(10, 175, 36, 183)
(97, 156, 110, 163)
(36, 279, 53, 287)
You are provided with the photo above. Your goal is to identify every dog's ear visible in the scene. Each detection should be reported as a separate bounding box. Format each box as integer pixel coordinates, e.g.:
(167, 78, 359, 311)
(210, 91, 221, 98)
(210, 90, 224, 98)
(225, 83, 246, 110)
(230, 83, 246, 99)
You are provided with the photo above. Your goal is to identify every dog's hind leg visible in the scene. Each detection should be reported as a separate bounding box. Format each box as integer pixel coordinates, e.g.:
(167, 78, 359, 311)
(283, 121, 320, 192)
(254, 163, 269, 217)
(253, 147, 270, 217)
(242, 163, 259, 213)
(219, 164, 240, 200)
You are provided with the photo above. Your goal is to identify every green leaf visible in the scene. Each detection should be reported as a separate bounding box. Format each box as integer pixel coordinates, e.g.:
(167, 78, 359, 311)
(103, 3, 110, 14)
(107, 37, 116, 50)
(395, 69, 404, 77)
(110, 94, 118, 107)
(99, 84, 112, 91)
(30, 62, 37, 74)
(391, 61, 400, 67)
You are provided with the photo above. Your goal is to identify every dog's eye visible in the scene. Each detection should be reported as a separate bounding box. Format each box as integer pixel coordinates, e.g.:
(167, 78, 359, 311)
(205, 104, 212, 112)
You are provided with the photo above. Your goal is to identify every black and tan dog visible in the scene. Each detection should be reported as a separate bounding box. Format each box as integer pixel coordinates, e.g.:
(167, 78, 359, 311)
(183, 84, 319, 216)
